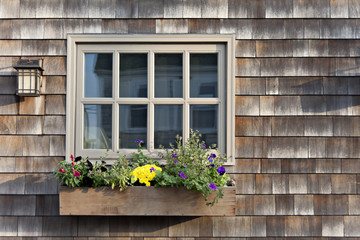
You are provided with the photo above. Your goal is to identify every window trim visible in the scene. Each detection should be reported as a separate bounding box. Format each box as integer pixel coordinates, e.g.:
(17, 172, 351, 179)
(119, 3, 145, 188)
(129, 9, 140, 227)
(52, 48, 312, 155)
(67, 34, 235, 165)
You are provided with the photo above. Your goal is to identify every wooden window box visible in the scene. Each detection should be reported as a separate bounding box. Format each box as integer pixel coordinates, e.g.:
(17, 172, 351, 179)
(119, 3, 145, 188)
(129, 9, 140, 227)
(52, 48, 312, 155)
(59, 186, 236, 216)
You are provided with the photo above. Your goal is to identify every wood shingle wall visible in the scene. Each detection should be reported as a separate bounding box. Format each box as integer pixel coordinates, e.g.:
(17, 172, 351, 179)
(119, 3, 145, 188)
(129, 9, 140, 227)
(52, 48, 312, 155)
(0, 0, 360, 239)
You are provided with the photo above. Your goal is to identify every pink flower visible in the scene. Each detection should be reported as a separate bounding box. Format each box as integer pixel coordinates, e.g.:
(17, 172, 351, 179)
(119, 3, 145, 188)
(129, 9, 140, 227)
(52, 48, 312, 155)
(74, 171, 81, 178)
(72, 161, 75, 166)
(70, 154, 74, 161)
(59, 167, 64, 173)
(72, 168, 75, 173)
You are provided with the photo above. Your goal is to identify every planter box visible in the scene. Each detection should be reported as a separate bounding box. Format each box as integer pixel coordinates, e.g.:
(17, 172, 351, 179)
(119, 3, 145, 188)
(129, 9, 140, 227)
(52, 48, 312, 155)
(59, 186, 236, 216)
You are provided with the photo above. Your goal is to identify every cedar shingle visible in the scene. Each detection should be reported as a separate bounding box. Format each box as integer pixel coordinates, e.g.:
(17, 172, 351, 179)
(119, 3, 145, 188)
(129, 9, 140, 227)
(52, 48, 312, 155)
(128, 20, 156, 34)
(45, 76, 66, 94)
(50, 136, 65, 156)
(220, 19, 238, 35)
(35, 195, 59, 216)
(17, 116, 42, 135)
(129, 217, 168, 237)
(228, 0, 248, 18)
(188, 19, 220, 34)
(19, 96, 45, 115)
(348, 78, 360, 94)
(326, 138, 351, 158)
(235, 159, 261, 173)
(294, 195, 314, 215)
(18, 216, 43, 236)
(331, 174, 357, 194)
(0, 95, 18, 114)
(260, 96, 274, 116)
(164, 0, 183, 18)
(0, 76, 17, 94)
(43, 116, 66, 134)
(236, 195, 254, 215)
(266, 77, 323, 95)
(316, 159, 341, 173)
(247, 0, 265, 18)
(314, 195, 348, 215)
(328, 40, 350, 57)
(63, 19, 84, 37)
(33, 157, 62, 173)
(88, 0, 115, 18)
(0, 0, 20, 18)
(42, 216, 77, 236)
(268, 138, 308, 158)
(330, 0, 349, 18)
(285, 216, 322, 236)
(293, 0, 330, 18)
(15, 157, 34, 172)
(20, 0, 37, 18)
(322, 216, 344, 237)
(252, 19, 284, 39)
(272, 174, 289, 194)
(261, 159, 281, 173)
(309, 138, 326, 158)
(282, 159, 315, 173)
(349, 195, 360, 215)
(43, 20, 64, 39)
(0, 216, 18, 236)
(169, 217, 199, 237)
(0, 195, 36, 216)
(0, 116, 16, 134)
(25, 174, 58, 194)
(324, 77, 348, 95)
(20, 20, 44, 39)
(289, 174, 307, 194)
(36, 0, 64, 18)
(320, 19, 356, 39)
(22, 40, 66, 55)
(234, 174, 255, 194)
(236, 77, 265, 95)
(23, 136, 50, 157)
(236, 59, 260, 77)
(266, 216, 285, 237)
(304, 19, 320, 38)
(63, 0, 89, 18)
(183, 0, 202, 18)
(237, 19, 253, 39)
(265, 0, 293, 18)
(198, 217, 213, 237)
(109, 217, 130, 237)
(251, 216, 266, 237)
(272, 117, 304, 136)
(0, 157, 16, 172)
(213, 216, 251, 237)
(275, 195, 294, 215)
(236, 117, 271, 136)
(342, 159, 360, 173)
(349, 0, 360, 17)
(138, 0, 164, 18)
(284, 19, 304, 39)
(293, 40, 309, 57)
(83, 19, 102, 34)
(0, 136, 22, 156)
(45, 95, 66, 115)
(235, 41, 256, 58)
(0, 40, 21, 56)
(201, 0, 228, 18)
(255, 174, 272, 194)
(307, 174, 331, 194)
(256, 40, 293, 57)
(43, 57, 66, 75)
(344, 216, 360, 236)
(309, 40, 328, 57)
(305, 117, 333, 136)
(235, 96, 260, 116)
(156, 20, 188, 34)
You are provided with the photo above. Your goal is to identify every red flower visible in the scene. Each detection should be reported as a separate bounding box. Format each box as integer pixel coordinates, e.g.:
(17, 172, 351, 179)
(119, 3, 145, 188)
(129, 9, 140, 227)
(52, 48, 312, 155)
(59, 167, 64, 173)
(74, 171, 81, 178)
(70, 154, 74, 161)
(72, 161, 75, 166)
(72, 168, 74, 173)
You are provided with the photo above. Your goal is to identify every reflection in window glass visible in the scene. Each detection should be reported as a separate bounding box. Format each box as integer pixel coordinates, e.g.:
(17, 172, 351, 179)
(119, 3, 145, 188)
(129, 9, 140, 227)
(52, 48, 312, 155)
(84, 105, 112, 149)
(190, 54, 218, 98)
(154, 105, 182, 148)
(120, 54, 147, 98)
(190, 105, 218, 146)
(85, 53, 113, 98)
(155, 54, 183, 98)
(119, 105, 147, 148)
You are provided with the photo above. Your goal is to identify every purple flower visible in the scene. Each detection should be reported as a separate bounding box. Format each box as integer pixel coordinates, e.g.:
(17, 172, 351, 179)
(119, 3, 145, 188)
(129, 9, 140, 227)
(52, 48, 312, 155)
(171, 153, 178, 158)
(209, 163, 215, 168)
(217, 166, 226, 175)
(209, 183, 217, 190)
(178, 172, 187, 179)
(136, 139, 144, 143)
(150, 167, 155, 173)
(208, 156, 214, 162)
(174, 161, 179, 164)
(203, 143, 206, 149)
(210, 153, 216, 158)
(183, 164, 186, 168)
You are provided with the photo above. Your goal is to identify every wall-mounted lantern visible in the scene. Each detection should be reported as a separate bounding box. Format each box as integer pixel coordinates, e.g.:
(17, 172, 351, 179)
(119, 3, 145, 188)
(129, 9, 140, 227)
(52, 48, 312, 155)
(13, 59, 43, 96)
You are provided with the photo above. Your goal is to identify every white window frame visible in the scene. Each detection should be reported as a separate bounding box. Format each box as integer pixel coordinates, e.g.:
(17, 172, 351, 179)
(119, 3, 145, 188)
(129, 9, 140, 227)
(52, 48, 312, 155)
(67, 34, 235, 165)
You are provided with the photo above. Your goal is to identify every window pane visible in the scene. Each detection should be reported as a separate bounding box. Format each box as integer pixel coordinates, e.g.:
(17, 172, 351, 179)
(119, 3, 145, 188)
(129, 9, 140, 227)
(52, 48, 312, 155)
(120, 54, 147, 98)
(119, 105, 147, 148)
(190, 54, 218, 98)
(155, 105, 182, 148)
(84, 105, 112, 149)
(85, 53, 113, 98)
(190, 105, 218, 146)
(155, 54, 183, 98)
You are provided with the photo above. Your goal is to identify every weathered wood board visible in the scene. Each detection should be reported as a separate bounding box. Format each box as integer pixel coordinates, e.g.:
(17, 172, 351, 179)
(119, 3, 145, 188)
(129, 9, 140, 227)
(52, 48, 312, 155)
(59, 186, 235, 216)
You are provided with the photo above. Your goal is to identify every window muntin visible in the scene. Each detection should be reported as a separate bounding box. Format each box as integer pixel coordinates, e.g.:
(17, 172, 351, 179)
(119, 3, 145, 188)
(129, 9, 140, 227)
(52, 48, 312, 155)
(74, 43, 228, 160)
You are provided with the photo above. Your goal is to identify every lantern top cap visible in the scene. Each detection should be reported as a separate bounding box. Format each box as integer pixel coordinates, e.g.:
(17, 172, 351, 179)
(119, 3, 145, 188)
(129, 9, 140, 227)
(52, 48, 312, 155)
(13, 60, 43, 71)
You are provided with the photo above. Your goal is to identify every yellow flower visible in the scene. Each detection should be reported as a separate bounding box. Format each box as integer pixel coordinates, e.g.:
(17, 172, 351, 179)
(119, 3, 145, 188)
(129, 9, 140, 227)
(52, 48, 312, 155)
(130, 164, 162, 187)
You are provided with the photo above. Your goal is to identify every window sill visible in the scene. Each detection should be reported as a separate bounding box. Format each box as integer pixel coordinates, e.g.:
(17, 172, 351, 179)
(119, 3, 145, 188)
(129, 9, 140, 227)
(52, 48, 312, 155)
(59, 186, 236, 216)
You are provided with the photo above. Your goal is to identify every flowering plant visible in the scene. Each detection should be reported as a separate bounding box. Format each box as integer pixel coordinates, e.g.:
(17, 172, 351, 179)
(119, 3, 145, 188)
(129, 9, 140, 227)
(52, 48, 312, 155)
(54, 130, 233, 205)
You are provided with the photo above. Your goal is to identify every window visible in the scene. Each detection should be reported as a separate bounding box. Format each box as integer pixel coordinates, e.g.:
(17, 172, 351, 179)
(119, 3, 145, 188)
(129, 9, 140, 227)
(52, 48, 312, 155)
(67, 35, 235, 164)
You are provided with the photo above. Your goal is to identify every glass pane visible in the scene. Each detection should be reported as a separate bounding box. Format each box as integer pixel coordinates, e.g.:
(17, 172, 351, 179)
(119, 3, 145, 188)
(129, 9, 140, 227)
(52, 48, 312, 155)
(155, 105, 182, 148)
(120, 54, 147, 98)
(119, 105, 147, 148)
(190, 105, 218, 146)
(84, 105, 112, 149)
(190, 54, 218, 98)
(155, 54, 183, 98)
(85, 53, 112, 98)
